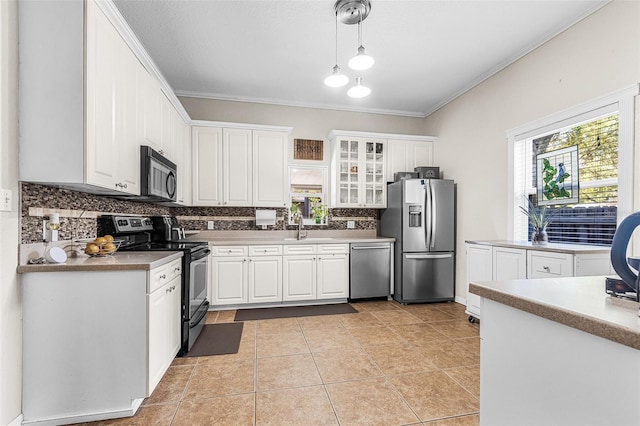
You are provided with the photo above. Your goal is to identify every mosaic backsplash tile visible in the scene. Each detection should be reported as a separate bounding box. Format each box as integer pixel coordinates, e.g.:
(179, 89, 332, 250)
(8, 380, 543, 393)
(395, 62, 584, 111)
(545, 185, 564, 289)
(21, 183, 379, 243)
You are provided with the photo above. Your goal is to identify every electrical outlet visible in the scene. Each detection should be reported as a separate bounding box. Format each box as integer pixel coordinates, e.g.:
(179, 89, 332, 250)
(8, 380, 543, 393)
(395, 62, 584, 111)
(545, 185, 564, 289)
(207, 220, 214, 230)
(0, 189, 10, 211)
(0, 189, 12, 212)
(347, 220, 355, 229)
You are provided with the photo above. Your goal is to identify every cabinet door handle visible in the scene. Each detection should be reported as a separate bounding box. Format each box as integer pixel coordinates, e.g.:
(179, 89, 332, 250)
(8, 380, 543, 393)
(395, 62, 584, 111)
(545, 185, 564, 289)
(543, 266, 550, 272)
(160, 274, 166, 279)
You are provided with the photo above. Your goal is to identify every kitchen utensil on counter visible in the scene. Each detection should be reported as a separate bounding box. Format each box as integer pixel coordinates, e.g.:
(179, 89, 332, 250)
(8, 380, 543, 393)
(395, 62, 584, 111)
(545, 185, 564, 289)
(45, 246, 67, 263)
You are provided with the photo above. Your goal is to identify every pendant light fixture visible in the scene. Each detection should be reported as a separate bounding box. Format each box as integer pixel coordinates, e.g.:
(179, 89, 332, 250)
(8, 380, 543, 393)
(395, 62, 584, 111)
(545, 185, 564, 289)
(324, 0, 373, 97)
(348, 9, 374, 71)
(324, 9, 348, 88)
(347, 76, 371, 98)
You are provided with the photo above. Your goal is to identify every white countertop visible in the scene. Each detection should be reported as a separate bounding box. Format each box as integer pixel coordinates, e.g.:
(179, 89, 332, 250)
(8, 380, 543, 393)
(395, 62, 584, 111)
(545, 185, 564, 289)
(188, 230, 395, 246)
(465, 239, 610, 254)
(469, 276, 640, 349)
(17, 251, 183, 273)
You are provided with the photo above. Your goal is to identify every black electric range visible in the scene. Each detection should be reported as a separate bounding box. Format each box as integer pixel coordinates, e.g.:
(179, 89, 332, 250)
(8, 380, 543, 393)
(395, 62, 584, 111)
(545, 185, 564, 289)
(100, 215, 211, 355)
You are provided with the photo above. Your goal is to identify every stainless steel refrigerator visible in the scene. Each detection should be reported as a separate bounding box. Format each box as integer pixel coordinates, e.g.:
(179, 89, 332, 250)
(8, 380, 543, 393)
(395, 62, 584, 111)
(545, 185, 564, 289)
(381, 179, 455, 303)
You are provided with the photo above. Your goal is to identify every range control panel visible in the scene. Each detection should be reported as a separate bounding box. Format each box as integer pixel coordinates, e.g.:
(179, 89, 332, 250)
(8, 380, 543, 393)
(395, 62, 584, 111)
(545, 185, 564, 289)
(106, 215, 154, 233)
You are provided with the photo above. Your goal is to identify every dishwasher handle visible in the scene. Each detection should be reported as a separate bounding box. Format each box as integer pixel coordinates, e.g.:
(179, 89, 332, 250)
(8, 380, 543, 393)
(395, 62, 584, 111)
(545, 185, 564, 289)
(351, 246, 390, 250)
(405, 253, 452, 260)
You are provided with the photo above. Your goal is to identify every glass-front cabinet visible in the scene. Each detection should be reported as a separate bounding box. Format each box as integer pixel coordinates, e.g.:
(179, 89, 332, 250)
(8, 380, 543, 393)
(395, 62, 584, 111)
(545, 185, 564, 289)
(329, 131, 386, 208)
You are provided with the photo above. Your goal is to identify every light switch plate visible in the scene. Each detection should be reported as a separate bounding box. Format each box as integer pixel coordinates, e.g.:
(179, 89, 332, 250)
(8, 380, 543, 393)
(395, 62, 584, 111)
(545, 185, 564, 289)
(347, 220, 355, 229)
(207, 221, 214, 230)
(0, 189, 12, 212)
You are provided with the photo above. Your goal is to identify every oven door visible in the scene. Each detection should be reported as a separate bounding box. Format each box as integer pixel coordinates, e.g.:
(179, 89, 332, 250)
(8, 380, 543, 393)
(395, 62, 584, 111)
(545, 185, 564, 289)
(189, 249, 209, 320)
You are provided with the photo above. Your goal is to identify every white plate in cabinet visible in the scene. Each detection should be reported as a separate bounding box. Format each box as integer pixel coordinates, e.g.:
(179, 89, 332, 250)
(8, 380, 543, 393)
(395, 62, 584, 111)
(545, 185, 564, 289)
(527, 251, 573, 278)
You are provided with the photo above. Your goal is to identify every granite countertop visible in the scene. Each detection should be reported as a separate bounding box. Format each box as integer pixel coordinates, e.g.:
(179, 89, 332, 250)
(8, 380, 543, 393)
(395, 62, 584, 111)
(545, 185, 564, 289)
(469, 276, 640, 350)
(465, 239, 610, 254)
(188, 230, 395, 246)
(17, 251, 183, 273)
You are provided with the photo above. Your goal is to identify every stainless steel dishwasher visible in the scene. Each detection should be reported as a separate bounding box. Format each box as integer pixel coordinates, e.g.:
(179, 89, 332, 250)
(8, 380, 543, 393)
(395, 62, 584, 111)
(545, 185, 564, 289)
(349, 242, 392, 300)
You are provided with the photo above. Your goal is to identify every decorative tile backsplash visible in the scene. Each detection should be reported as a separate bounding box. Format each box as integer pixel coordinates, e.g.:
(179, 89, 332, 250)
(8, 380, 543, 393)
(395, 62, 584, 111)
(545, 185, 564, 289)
(21, 183, 379, 243)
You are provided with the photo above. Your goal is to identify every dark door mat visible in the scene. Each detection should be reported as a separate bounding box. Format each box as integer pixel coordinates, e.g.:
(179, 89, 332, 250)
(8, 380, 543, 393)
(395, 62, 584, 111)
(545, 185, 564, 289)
(234, 303, 357, 321)
(184, 322, 244, 357)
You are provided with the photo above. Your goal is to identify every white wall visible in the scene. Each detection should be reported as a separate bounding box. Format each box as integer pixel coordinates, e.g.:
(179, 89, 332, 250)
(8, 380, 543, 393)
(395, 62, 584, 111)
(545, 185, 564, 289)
(423, 1, 640, 301)
(0, 0, 23, 424)
(180, 96, 427, 141)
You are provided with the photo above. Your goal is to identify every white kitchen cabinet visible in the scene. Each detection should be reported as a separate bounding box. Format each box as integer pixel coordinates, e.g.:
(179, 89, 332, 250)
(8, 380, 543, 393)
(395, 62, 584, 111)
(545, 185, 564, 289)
(253, 130, 289, 207)
(84, 0, 140, 196)
(317, 254, 349, 299)
(493, 247, 527, 280)
(386, 138, 434, 182)
(465, 244, 493, 321)
(175, 116, 192, 205)
(527, 250, 573, 279)
(159, 93, 175, 160)
(283, 244, 349, 302)
(20, 0, 143, 196)
(210, 246, 250, 305)
(466, 241, 611, 321)
(329, 132, 387, 208)
(225, 128, 253, 206)
(283, 255, 317, 301)
(21, 256, 182, 425)
(192, 126, 223, 205)
(193, 126, 286, 207)
(248, 245, 283, 303)
(147, 259, 182, 394)
(137, 66, 162, 152)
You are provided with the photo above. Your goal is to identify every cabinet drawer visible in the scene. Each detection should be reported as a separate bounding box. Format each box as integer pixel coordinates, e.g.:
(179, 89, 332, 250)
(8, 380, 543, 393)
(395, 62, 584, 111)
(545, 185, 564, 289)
(149, 258, 182, 293)
(249, 245, 283, 256)
(211, 246, 249, 257)
(527, 251, 573, 278)
(318, 244, 350, 254)
(284, 244, 316, 255)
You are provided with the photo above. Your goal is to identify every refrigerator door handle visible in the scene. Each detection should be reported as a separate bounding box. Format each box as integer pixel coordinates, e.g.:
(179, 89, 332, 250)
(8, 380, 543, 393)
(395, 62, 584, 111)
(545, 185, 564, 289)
(423, 181, 433, 249)
(405, 253, 452, 259)
(431, 182, 437, 249)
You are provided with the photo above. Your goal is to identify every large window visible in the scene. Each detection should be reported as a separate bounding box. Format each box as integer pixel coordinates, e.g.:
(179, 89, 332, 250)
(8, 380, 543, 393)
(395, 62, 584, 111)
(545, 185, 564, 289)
(508, 86, 637, 246)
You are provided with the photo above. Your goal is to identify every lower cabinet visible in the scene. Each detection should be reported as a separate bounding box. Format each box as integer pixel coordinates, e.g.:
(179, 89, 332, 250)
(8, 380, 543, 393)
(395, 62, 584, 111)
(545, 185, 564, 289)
(466, 242, 611, 321)
(147, 266, 182, 394)
(21, 256, 182, 424)
(211, 243, 349, 307)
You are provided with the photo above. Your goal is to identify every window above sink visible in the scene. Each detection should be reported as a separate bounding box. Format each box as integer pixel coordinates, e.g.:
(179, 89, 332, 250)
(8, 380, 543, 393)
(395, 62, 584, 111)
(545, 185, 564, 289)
(288, 166, 328, 226)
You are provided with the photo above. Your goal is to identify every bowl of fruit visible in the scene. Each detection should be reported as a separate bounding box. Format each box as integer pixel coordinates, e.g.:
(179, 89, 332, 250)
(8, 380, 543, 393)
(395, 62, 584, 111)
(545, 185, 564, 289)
(82, 235, 121, 257)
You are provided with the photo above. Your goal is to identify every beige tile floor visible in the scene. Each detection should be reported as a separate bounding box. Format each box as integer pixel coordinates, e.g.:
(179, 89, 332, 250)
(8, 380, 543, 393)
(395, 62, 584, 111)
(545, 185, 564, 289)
(83, 300, 480, 426)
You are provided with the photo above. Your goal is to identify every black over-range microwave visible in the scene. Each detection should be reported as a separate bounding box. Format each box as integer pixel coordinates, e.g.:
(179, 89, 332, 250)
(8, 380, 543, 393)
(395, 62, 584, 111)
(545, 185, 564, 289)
(140, 145, 177, 202)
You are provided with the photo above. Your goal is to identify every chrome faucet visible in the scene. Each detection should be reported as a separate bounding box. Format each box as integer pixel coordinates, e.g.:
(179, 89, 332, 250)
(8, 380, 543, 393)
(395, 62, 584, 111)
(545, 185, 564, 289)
(297, 218, 307, 240)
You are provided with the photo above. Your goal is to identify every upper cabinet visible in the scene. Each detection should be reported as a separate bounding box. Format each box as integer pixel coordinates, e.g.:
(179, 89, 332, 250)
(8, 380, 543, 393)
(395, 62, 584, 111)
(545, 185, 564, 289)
(19, 0, 189, 199)
(329, 132, 387, 208)
(192, 124, 290, 207)
(386, 138, 435, 182)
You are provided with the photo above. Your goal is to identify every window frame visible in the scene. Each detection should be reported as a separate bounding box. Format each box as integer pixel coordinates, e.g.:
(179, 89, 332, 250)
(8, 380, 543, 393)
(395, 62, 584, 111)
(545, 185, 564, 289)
(506, 84, 638, 241)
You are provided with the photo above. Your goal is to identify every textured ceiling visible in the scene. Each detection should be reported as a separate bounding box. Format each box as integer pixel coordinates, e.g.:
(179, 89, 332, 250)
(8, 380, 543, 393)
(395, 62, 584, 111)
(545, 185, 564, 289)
(114, 0, 607, 117)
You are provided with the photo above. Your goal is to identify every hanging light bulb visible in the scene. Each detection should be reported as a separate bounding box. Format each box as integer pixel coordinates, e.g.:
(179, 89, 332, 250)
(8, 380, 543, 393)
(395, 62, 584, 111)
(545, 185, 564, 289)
(324, 10, 349, 88)
(347, 76, 371, 98)
(324, 65, 349, 88)
(348, 10, 374, 71)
